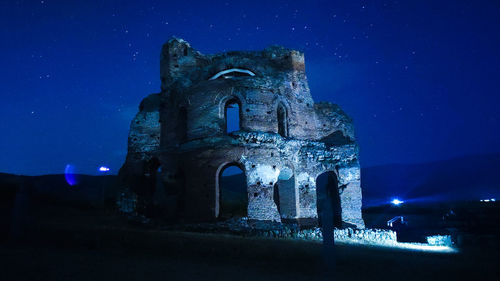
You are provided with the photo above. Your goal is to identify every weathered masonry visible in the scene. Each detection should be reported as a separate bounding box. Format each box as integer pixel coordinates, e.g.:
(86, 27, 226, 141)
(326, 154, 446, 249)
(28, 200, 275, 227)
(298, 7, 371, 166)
(117, 37, 365, 228)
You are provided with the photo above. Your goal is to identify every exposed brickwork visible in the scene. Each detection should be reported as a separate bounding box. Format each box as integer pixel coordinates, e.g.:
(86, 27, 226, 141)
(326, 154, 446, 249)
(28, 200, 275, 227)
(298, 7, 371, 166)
(118, 37, 365, 228)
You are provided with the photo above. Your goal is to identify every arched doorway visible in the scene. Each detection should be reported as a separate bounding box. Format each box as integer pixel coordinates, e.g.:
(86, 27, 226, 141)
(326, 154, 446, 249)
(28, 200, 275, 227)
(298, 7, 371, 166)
(316, 171, 342, 228)
(225, 99, 241, 134)
(159, 167, 186, 220)
(137, 157, 161, 217)
(274, 167, 296, 219)
(153, 166, 167, 206)
(277, 103, 288, 137)
(216, 163, 247, 219)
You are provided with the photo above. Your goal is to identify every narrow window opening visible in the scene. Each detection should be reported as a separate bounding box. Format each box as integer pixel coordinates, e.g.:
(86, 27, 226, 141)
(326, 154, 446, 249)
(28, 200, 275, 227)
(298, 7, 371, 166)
(273, 183, 281, 214)
(225, 99, 240, 134)
(277, 103, 288, 137)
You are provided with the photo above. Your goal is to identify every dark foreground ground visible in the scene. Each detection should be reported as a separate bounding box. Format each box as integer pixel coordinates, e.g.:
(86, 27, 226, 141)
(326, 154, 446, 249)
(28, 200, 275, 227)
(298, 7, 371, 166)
(2, 237, 498, 281)
(1, 205, 499, 281)
(1, 173, 499, 281)
(2, 232, 499, 281)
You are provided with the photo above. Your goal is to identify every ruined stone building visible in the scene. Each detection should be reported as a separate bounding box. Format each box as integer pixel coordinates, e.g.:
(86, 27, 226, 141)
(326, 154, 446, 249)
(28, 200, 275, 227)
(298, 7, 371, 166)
(118, 38, 364, 228)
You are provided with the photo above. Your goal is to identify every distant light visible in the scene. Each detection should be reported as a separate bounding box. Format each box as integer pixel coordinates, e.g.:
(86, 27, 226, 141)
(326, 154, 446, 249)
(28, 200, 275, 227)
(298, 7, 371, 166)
(64, 164, 78, 186)
(391, 198, 404, 205)
(492, 198, 496, 202)
(480, 198, 496, 202)
(98, 166, 110, 172)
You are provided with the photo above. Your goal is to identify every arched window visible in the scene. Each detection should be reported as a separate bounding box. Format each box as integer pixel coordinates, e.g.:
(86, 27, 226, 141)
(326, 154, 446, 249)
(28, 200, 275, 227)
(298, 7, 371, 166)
(209, 68, 256, 80)
(225, 99, 241, 133)
(277, 103, 288, 137)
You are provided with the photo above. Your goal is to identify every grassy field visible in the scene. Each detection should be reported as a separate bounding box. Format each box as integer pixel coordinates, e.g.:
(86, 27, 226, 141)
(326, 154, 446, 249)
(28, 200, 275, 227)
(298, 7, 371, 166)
(2, 213, 499, 281)
(1, 175, 498, 281)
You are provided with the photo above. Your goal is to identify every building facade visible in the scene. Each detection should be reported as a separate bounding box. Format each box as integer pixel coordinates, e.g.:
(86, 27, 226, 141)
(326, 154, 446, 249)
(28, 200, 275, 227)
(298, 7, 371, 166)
(117, 38, 364, 228)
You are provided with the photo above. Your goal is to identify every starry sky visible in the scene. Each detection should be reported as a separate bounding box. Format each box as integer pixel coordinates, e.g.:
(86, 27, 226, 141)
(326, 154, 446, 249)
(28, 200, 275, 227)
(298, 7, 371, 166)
(1, 0, 499, 175)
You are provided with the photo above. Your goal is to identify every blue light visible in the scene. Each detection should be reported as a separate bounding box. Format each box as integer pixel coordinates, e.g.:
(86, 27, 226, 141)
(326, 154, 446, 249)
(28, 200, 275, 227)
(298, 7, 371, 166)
(98, 166, 110, 172)
(391, 198, 404, 205)
(64, 164, 78, 186)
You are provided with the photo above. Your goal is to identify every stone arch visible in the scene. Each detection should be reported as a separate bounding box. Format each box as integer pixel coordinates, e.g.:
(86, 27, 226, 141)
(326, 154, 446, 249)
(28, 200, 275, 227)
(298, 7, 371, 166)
(218, 93, 246, 118)
(315, 170, 342, 228)
(152, 164, 171, 212)
(134, 156, 162, 216)
(218, 94, 245, 134)
(209, 68, 256, 80)
(272, 97, 292, 116)
(274, 165, 296, 219)
(215, 161, 247, 219)
(272, 97, 292, 136)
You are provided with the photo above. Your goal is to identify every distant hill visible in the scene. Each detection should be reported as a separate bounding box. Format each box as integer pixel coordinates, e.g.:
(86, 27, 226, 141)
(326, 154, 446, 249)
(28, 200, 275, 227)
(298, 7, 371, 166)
(220, 173, 246, 193)
(1, 154, 499, 209)
(0, 173, 118, 207)
(361, 154, 500, 206)
(220, 154, 500, 207)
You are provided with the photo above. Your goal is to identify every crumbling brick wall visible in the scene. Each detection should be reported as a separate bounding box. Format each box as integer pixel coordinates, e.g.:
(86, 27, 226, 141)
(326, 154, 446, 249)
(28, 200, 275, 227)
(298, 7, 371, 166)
(118, 37, 365, 228)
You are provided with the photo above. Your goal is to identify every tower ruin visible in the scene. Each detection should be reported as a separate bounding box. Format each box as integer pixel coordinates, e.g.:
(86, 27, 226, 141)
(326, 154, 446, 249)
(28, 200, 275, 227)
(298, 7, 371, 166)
(117, 38, 364, 228)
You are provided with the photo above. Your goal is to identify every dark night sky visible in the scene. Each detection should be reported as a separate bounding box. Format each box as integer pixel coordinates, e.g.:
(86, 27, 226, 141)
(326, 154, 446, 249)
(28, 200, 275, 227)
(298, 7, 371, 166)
(1, 0, 499, 175)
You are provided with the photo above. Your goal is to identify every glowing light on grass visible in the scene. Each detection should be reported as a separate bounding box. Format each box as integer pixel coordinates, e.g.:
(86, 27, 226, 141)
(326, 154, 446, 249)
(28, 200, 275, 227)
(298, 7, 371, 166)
(392, 243, 457, 253)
